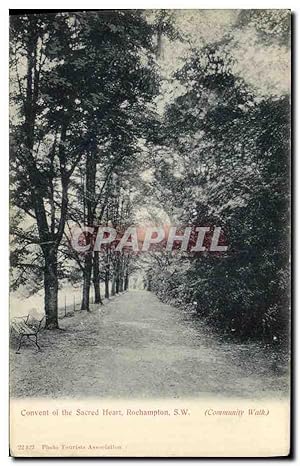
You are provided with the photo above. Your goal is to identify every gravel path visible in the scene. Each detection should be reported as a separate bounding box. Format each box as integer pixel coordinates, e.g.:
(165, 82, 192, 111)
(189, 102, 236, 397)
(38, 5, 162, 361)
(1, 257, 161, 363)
(10, 290, 289, 399)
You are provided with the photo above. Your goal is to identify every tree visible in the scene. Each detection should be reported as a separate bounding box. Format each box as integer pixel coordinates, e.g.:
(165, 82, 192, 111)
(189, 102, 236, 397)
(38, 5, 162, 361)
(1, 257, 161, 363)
(146, 33, 290, 343)
(10, 12, 126, 326)
(70, 11, 161, 310)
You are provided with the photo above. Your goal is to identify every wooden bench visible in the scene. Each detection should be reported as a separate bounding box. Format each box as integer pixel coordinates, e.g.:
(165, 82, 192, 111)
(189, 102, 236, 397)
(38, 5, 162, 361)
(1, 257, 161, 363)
(10, 315, 45, 354)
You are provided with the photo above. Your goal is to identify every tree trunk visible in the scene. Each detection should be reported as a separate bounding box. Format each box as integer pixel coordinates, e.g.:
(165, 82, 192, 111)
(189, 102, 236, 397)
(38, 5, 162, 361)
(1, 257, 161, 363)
(81, 152, 96, 310)
(119, 270, 124, 292)
(44, 248, 59, 329)
(124, 271, 129, 291)
(115, 263, 120, 294)
(111, 272, 116, 296)
(81, 253, 92, 310)
(93, 251, 102, 304)
(105, 267, 110, 299)
(104, 250, 110, 299)
(119, 258, 124, 292)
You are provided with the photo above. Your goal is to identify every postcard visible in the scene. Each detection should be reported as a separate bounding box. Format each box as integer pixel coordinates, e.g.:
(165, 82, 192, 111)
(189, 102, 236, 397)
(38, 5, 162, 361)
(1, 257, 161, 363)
(9, 9, 291, 457)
